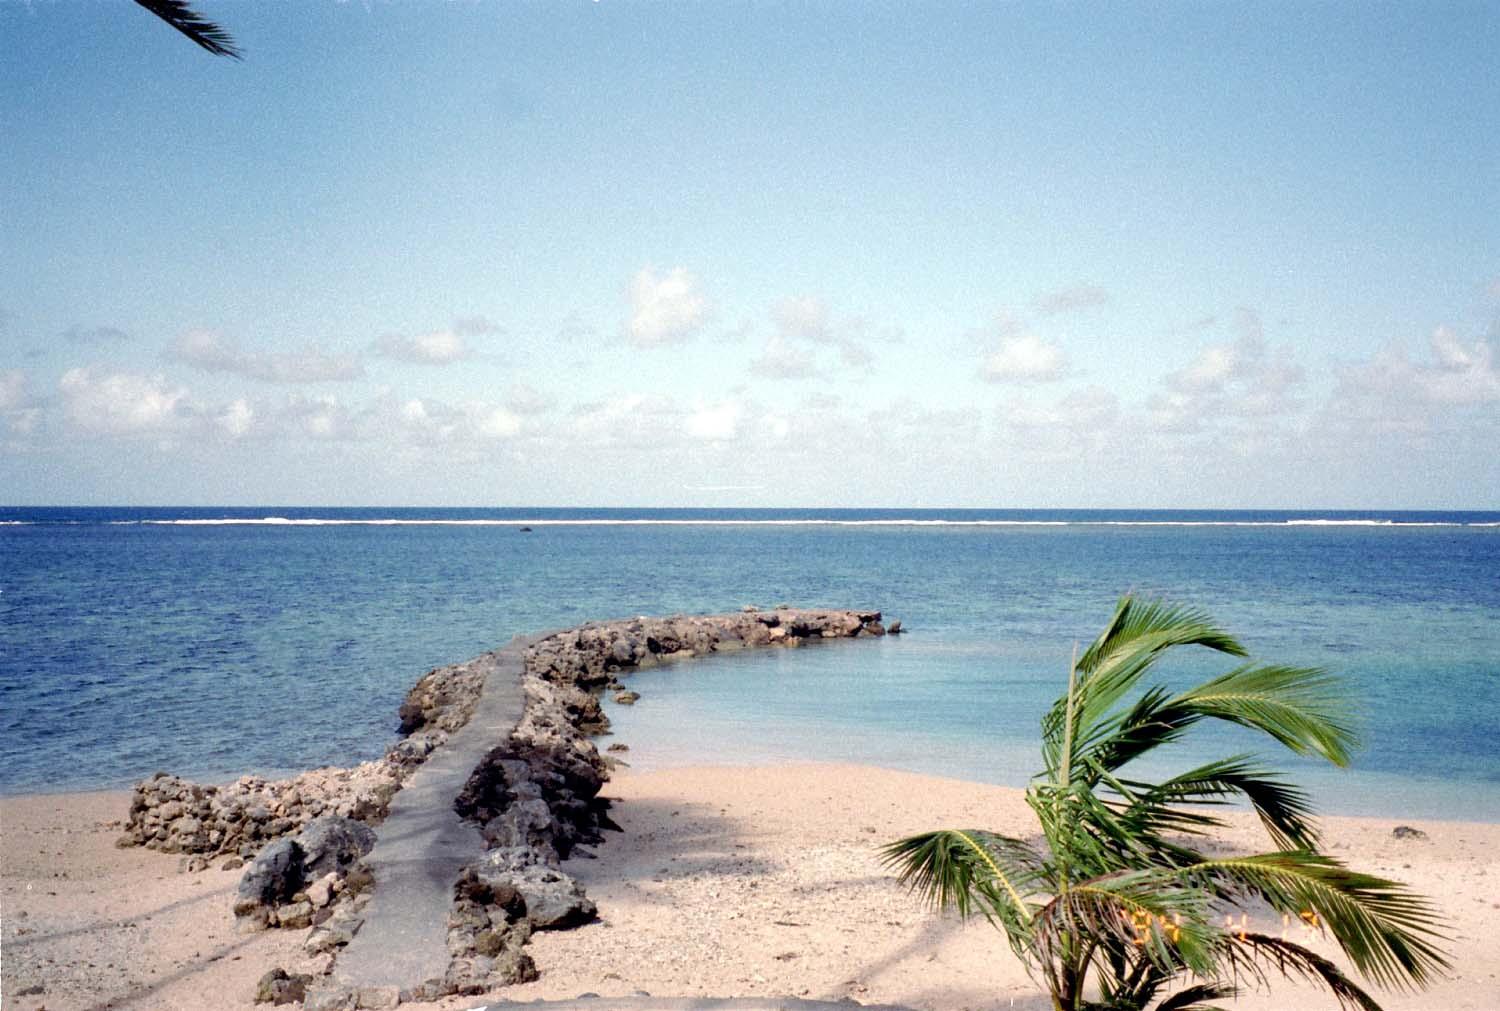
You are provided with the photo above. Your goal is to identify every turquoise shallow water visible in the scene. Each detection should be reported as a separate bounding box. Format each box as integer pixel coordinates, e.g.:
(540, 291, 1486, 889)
(2, 507, 1497, 821)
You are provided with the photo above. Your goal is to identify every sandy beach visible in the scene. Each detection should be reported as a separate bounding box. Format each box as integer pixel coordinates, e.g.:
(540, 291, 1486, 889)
(4, 763, 1498, 1011)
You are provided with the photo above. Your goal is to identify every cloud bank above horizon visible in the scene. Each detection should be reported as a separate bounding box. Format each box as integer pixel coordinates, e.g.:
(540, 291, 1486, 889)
(1, 2, 1495, 507)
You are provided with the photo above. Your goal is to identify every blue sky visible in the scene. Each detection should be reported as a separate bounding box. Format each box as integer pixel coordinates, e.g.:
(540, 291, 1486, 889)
(2, 1, 1496, 507)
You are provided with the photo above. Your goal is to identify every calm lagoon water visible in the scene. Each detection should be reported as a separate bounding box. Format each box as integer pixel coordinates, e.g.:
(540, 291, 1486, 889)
(2, 507, 1497, 821)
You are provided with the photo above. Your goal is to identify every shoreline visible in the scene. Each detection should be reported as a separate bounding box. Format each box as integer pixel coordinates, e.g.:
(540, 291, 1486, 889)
(5, 763, 1500, 1010)
(8, 744, 1500, 827)
(6, 607, 1499, 1008)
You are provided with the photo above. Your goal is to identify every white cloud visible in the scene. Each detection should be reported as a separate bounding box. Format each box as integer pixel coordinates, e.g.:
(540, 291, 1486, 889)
(1167, 343, 1239, 393)
(837, 338, 876, 368)
(773, 296, 831, 341)
(400, 398, 433, 425)
(1033, 284, 1109, 316)
(627, 267, 708, 347)
(474, 405, 522, 439)
(564, 393, 752, 450)
(1325, 328, 1499, 437)
(59, 367, 190, 434)
(568, 394, 681, 449)
(218, 399, 254, 438)
(375, 330, 473, 365)
(1153, 316, 1304, 432)
(0, 369, 31, 411)
(281, 395, 355, 440)
(1, 369, 42, 437)
(264, 393, 530, 447)
(1000, 386, 1122, 435)
(869, 400, 984, 445)
(174, 330, 364, 383)
(685, 399, 742, 441)
(980, 333, 1070, 383)
(750, 335, 822, 379)
(1425, 327, 1499, 403)
(1231, 305, 1264, 343)
(1144, 390, 1203, 435)
(764, 295, 881, 373)
(452, 315, 503, 337)
(504, 383, 553, 416)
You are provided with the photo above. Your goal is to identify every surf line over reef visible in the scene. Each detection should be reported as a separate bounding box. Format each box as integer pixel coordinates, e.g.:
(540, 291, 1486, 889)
(118, 607, 895, 1006)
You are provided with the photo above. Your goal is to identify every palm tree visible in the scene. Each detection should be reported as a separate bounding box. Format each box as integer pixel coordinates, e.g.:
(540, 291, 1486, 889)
(885, 596, 1448, 1011)
(133, 0, 241, 59)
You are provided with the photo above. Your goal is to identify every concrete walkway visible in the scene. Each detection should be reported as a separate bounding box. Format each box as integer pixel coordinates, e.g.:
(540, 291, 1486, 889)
(335, 634, 535, 989)
(476, 1000, 918, 1011)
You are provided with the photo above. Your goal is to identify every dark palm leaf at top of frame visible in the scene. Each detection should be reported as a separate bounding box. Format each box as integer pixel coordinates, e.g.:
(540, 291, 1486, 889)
(135, 0, 241, 60)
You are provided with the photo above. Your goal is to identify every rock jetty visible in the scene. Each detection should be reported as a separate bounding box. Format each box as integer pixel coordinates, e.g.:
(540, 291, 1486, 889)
(119, 607, 890, 1005)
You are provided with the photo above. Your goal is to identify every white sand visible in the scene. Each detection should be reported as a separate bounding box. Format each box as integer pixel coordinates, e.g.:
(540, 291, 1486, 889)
(4, 765, 1498, 1010)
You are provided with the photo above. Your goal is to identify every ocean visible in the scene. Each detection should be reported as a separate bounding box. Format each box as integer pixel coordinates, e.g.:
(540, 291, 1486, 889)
(2, 507, 1497, 821)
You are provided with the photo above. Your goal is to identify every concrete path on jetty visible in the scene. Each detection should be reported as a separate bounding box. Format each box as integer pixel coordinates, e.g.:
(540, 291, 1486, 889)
(335, 633, 537, 989)
(478, 999, 918, 1011)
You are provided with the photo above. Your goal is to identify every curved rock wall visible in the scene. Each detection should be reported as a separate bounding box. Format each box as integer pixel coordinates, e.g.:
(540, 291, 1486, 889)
(438, 608, 887, 992)
(456, 608, 888, 860)
(117, 607, 890, 1002)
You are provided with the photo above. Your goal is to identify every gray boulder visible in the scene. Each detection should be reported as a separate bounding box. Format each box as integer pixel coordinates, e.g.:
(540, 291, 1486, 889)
(610, 638, 634, 665)
(235, 816, 376, 929)
(470, 847, 596, 930)
(254, 967, 313, 1005)
(301, 982, 357, 1011)
(236, 838, 304, 923)
(481, 798, 554, 850)
(298, 816, 377, 877)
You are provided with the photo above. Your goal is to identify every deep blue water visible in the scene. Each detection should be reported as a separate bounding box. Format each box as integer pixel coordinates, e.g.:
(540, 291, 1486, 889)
(2, 507, 1497, 820)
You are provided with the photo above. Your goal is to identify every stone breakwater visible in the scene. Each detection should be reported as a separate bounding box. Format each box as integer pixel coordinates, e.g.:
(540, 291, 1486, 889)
(117, 650, 509, 857)
(433, 609, 889, 999)
(118, 608, 890, 1005)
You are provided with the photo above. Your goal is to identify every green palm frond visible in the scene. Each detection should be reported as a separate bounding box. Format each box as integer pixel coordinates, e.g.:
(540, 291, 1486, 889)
(1181, 851, 1449, 989)
(887, 595, 1448, 1010)
(882, 829, 1044, 954)
(1220, 933, 1385, 1011)
(1154, 981, 1238, 1010)
(1169, 664, 1358, 766)
(1044, 599, 1246, 779)
(1077, 597, 1248, 677)
(1113, 756, 1321, 851)
(134, 0, 242, 59)
(1035, 869, 1220, 980)
(1078, 685, 1194, 774)
(1030, 777, 1199, 882)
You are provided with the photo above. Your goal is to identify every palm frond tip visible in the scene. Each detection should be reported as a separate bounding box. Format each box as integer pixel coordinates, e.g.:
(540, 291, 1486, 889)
(134, 0, 241, 59)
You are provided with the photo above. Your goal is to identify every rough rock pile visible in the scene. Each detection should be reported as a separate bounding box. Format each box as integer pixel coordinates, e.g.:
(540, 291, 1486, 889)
(440, 608, 887, 977)
(453, 609, 887, 867)
(117, 763, 409, 858)
(439, 845, 598, 994)
(120, 607, 889, 1006)
(233, 815, 377, 934)
(117, 651, 493, 855)
(396, 650, 510, 736)
(526, 608, 888, 691)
